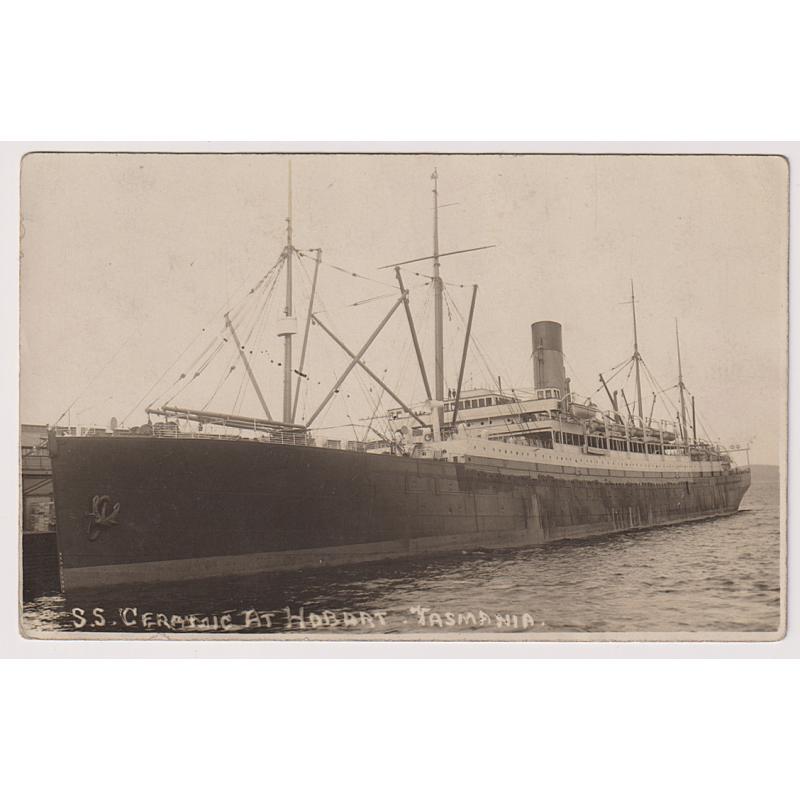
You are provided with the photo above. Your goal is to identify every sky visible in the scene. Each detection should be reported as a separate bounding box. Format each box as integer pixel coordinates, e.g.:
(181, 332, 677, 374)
(19, 153, 788, 465)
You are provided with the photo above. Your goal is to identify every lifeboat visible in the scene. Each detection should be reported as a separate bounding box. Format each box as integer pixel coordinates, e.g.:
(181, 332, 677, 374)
(570, 401, 600, 420)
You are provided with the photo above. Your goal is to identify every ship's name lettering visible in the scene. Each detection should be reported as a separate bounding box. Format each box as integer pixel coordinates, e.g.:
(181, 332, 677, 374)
(69, 605, 541, 631)
(119, 608, 238, 631)
(69, 606, 389, 631)
(277, 608, 388, 629)
(410, 606, 538, 629)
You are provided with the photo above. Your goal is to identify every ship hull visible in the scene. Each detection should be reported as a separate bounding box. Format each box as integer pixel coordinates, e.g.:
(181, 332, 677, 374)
(49, 435, 751, 592)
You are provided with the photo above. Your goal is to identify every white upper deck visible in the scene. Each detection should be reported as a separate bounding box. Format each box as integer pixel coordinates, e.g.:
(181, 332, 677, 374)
(383, 386, 735, 475)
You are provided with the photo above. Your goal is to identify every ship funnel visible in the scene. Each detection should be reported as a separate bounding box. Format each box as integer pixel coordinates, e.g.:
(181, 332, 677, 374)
(531, 320, 567, 398)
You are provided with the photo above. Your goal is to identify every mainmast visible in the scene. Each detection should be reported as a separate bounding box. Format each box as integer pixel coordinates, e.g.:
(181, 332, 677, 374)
(432, 169, 444, 425)
(280, 162, 296, 423)
(630, 280, 644, 427)
(675, 319, 689, 447)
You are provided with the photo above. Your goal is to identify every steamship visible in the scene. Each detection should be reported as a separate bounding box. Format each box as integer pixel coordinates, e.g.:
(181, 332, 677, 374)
(48, 169, 751, 592)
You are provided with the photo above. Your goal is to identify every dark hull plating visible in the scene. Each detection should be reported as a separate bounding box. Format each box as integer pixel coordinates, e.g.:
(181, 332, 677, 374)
(49, 435, 751, 591)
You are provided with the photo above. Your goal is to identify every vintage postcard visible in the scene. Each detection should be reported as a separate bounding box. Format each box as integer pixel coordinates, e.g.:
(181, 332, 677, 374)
(18, 150, 788, 640)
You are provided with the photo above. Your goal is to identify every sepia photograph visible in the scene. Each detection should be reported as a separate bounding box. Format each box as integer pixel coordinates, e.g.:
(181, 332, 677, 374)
(6, 6, 800, 800)
(18, 151, 788, 640)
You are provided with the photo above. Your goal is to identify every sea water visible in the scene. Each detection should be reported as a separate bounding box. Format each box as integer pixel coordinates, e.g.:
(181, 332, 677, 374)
(22, 480, 781, 636)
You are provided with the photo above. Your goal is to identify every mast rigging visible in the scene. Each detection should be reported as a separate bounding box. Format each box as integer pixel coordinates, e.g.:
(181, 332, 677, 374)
(630, 280, 644, 426)
(675, 319, 689, 448)
(375, 244, 496, 271)
(395, 267, 432, 401)
(311, 310, 431, 430)
(224, 312, 272, 421)
(450, 284, 478, 428)
(291, 248, 321, 423)
(304, 296, 405, 428)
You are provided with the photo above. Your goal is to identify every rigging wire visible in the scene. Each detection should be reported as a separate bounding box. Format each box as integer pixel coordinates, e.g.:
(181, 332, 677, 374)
(359, 293, 430, 442)
(56, 323, 144, 428)
(293, 251, 431, 435)
(395, 282, 433, 423)
(161, 340, 227, 406)
(164, 254, 286, 414)
(195, 284, 270, 412)
(163, 303, 253, 410)
(231, 359, 250, 415)
(561, 351, 590, 398)
(397, 266, 470, 290)
(445, 285, 570, 448)
(363, 379, 389, 442)
(442, 285, 528, 440)
(160, 336, 224, 397)
(248, 273, 281, 365)
(586, 356, 634, 401)
(202, 364, 238, 410)
(694, 407, 720, 445)
(640, 359, 681, 421)
(293, 268, 354, 431)
(294, 248, 337, 424)
(310, 280, 431, 314)
(296, 249, 396, 289)
(622, 358, 636, 390)
(295, 248, 427, 416)
(445, 287, 494, 389)
(366, 280, 434, 440)
(291, 252, 318, 423)
(228, 273, 281, 418)
(348, 291, 407, 308)
(121, 251, 286, 424)
(683, 384, 721, 443)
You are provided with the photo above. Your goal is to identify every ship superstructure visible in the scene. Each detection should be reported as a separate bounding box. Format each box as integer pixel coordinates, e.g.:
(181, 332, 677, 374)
(382, 319, 732, 477)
